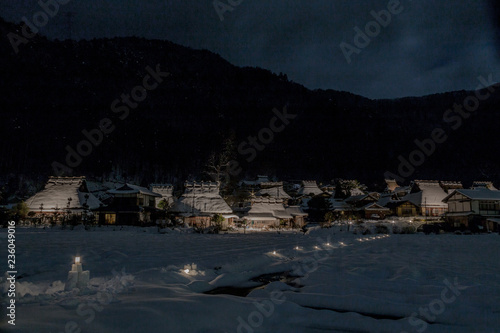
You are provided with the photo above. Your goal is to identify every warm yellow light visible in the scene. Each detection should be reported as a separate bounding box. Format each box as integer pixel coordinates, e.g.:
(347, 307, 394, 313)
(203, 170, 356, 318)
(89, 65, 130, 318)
(75, 257, 81, 264)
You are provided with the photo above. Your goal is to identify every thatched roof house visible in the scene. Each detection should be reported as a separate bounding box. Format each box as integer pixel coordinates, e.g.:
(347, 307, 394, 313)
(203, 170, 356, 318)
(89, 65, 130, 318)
(402, 180, 448, 216)
(297, 180, 324, 197)
(149, 184, 175, 208)
(242, 198, 307, 228)
(26, 177, 101, 213)
(171, 182, 235, 228)
(256, 182, 291, 200)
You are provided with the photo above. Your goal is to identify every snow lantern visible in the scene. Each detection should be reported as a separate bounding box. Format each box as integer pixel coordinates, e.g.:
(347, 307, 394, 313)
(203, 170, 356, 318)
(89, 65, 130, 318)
(65, 256, 90, 291)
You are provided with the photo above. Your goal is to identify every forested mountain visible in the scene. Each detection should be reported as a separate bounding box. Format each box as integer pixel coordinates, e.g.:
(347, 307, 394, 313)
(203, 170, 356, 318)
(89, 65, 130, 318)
(1, 17, 499, 196)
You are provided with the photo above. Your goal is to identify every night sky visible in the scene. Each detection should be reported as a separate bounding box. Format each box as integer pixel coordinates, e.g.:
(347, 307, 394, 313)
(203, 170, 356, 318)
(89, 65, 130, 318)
(1, 0, 499, 99)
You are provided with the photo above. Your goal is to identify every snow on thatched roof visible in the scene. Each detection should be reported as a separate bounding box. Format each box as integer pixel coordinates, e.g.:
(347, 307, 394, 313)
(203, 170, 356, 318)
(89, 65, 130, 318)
(385, 179, 399, 192)
(243, 198, 292, 221)
(336, 179, 367, 197)
(297, 180, 324, 196)
(108, 184, 161, 197)
(329, 198, 350, 212)
(377, 193, 400, 207)
(440, 181, 463, 192)
(349, 188, 366, 196)
(150, 184, 175, 205)
(471, 181, 497, 190)
(26, 177, 102, 212)
(85, 180, 113, 202)
(403, 180, 448, 208)
(345, 193, 378, 204)
(256, 184, 291, 199)
(393, 186, 411, 196)
(285, 206, 308, 217)
(171, 182, 232, 216)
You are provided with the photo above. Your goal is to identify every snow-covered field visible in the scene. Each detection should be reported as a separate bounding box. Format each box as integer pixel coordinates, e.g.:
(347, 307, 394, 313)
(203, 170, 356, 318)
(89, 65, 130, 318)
(1, 226, 499, 332)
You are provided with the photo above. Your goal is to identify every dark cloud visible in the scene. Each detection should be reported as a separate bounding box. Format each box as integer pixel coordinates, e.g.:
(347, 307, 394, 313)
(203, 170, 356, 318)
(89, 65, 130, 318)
(1, 0, 498, 99)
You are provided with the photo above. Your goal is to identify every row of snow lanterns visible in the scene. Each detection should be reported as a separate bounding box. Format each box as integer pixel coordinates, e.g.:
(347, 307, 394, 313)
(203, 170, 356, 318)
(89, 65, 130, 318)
(271, 236, 390, 255)
(271, 241, 348, 255)
(180, 236, 390, 273)
(357, 235, 390, 242)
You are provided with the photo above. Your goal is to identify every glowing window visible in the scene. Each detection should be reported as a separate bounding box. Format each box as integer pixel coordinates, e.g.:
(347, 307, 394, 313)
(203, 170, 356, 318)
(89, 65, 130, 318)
(105, 214, 116, 224)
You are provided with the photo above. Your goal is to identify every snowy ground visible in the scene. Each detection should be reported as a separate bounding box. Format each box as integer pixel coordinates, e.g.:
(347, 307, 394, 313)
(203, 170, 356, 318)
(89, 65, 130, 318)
(1, 226, 499, 332)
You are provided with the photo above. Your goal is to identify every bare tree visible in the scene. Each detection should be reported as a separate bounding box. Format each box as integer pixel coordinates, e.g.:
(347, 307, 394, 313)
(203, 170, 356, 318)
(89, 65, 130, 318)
(204, 133, 237, 188)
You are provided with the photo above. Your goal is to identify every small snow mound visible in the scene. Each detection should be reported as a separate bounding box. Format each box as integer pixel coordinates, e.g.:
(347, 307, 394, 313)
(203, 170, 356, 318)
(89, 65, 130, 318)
(97, 270, 135, 294)
(3, 279, 65, 298)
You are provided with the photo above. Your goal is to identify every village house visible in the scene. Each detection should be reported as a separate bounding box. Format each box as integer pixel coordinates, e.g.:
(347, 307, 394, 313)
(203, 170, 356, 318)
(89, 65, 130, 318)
(383, 179, 411, 197)
(378, 191, 419, 217)
(239, 175, 271, 189)
(149, 184, 175, 208)
(440, 181, 463, 193)
(471, 181, 497, 190)
(241, 197, 306, 228)
(171, 181, 236, 229)
(344, 193, 390, 219)
(335, 179, 367, 197)
(255, 182, 292, 201)
(385, 179, 399, 192)
(85, 180, 114, 204)
(330, 198, 351, 216)
(297, 180, 328, 210)
(442, 186, 500, 232)
(320, 184, 335, 195)
(402, 180, 448, 217)
(385, 200, 420, 217)
(297, 180, 324, 197)
(26, 177, 102, 222)
(286, 205, 308, 227)
(96, 183, 162, 225)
